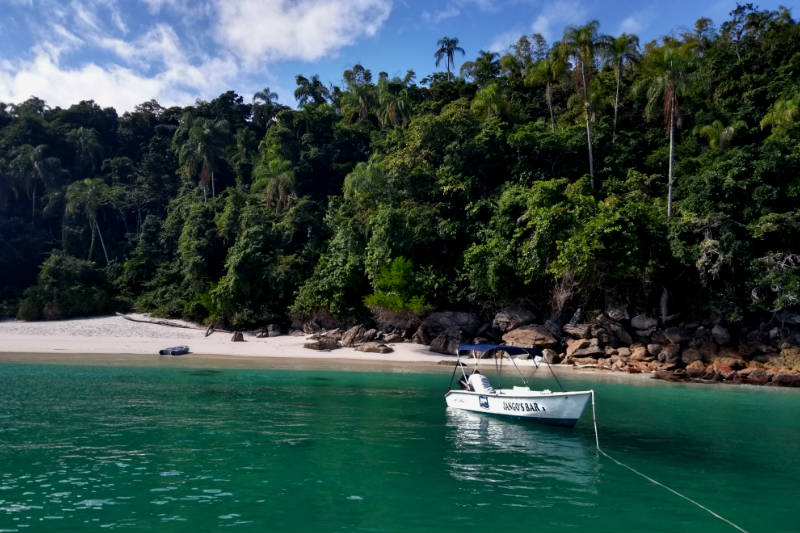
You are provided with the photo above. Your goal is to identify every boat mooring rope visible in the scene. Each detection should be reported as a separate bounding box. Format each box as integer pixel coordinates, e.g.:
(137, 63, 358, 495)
(590, 391, 749, 533)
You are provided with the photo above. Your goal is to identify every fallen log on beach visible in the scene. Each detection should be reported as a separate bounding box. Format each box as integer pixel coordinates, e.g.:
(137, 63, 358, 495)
(116, 312, 231, 334)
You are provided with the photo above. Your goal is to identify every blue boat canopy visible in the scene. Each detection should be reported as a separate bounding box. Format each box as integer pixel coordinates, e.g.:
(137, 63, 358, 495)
(457, 344, 543, 357)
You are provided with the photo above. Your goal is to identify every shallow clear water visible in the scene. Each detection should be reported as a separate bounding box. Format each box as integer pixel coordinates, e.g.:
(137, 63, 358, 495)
(0, 362, 798, 532)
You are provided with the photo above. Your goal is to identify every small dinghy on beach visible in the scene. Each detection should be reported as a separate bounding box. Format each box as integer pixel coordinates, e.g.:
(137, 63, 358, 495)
(158, 345, 190, 355)
(445, 344, 593, 427)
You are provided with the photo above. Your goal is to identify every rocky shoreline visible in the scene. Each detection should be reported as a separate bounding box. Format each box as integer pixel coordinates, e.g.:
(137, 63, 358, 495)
(296, 307, 800, 388)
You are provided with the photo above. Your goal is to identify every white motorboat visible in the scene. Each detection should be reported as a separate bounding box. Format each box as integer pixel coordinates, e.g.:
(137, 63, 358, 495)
(444, 344, 593, 427)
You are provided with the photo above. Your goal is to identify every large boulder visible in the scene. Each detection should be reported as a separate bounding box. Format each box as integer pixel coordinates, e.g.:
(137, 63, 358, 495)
(772, 371, 800, 387)
(597, 314, 633, 345)
(711, 325, 732, 346)
(738, 365, 769, 385)
(429, 327, 463, 355)
(566, 338, 603, 358)
(420, 312, 480, 340)
(502, 325, 559, 348)
(664, 327, 689, 344)
(341, 325, 367, 347)
(681, 348, 702, 365)
(231, 331, 244, 342)
(563, 323, 591, 339)
(492, 308, 536, 333)
(658, 344, 681, 363)
(304, 338, 340, 351)
(685, 360, 707, 378)
(631, 314, 658, 330)
(356, 342, 394, 354)
(629, 344, 652, 362)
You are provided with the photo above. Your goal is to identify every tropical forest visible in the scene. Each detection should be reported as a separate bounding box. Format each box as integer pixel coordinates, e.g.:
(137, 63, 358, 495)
(1, 5, 799, 369)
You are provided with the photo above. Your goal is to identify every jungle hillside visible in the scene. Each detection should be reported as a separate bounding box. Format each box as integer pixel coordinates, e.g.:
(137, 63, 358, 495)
(1, 5, 799, 337)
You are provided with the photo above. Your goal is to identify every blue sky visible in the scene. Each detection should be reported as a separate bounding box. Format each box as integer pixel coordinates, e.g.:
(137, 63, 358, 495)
(0, 0, 797, 112)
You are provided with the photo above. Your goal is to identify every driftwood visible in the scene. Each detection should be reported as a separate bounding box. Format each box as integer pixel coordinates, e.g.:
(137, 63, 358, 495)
(115, 312, 231, 334)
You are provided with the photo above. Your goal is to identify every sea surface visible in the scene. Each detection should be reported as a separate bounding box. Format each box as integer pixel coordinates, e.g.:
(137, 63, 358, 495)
(0, 362, 798, 532)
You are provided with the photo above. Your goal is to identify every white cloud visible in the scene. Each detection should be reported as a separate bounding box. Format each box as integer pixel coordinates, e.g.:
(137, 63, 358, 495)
(488, 30, 525, 54)
(531, 0, 588, 41)
(617, 7, 655, 35)
(422, 0, 497, 24)
(214, 0, 392, 64)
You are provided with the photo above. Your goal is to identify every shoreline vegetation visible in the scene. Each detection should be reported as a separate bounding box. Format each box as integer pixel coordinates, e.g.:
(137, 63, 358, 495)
(2, 7, 799, 388)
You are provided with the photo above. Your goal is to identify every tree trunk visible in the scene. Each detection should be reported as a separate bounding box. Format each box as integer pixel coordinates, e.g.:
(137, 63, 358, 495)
(613, 65, 621, 144)
(95, 218, 109, 265)
(580, 61, 594, 185)
(31, 188, 36, 221)
(88, 217, 96, 262)
(211, 170, 215, 200)
(546, 82, 555, 133)
(667, 102, 675, 218)
(585, 103, 594, 188)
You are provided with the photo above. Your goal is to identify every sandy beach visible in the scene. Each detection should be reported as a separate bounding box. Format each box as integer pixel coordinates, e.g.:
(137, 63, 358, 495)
(0, 314, 653, 384)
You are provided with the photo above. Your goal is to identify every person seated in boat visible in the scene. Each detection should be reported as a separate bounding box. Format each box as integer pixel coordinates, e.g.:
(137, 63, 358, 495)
(467, 370, 495, 394)
(458, 376, 472, 390)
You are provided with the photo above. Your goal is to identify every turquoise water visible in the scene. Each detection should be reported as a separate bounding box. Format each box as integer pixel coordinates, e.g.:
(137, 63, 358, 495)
(0, 363, 798, 532)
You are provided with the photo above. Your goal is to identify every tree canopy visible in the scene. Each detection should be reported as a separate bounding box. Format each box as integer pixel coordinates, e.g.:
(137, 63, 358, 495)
(1, 5, 799, 329)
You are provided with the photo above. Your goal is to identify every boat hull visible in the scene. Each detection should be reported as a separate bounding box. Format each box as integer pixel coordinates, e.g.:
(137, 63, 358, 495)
(444, 389, 592, 427)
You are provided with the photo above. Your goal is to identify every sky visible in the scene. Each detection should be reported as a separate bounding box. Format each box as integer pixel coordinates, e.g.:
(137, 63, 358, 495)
(0, 0, 797, 113)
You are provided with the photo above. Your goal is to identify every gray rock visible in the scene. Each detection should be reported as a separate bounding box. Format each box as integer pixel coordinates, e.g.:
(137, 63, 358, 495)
(502, 325, 559, 348)
(606, 304, 629, 322)
(543, 319, 563, 339)
(542, 348, 561, 364)
(647, 343, 662, 356)
(356, 342, 394, 354)
(566, 338, 603, 358)
(563, 323, 591, 339)
(631, 315, 658, 330)
(429, 327, 462, 355)
(231, 331, 244, 342)
(664, 327, 688, 345)
(491, 307, 536, 333)
(617, 346, 631, 358)
(267, 324, 282, 337)
(382, 332, 405, 343)
(777, 311, 800, 325)
(681, 348, 702, 364)
(304, 338, 340, 351)
(712, 324, 731, 345)
(421, 311, 480, 339)
(658, 344, 681, 363)
(635, 328, 656, 338)
(341, 325, 366, 347)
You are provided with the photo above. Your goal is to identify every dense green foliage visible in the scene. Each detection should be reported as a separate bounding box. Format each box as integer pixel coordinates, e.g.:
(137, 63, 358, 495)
(2, 5, 799, 327)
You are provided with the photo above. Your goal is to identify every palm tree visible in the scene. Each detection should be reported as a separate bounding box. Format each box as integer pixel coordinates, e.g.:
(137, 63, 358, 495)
(697, 119, 746, 150)
(294, 75, 330, 107)
(636, 46, 695, 217)
(434, 37, 465, 81)
(471, 82, 505, 119)
(173, 114, 230, 201)
(66, 127, 103, 177)
(563, 21, 603, 186)
(525, 44, 567, 133)
(599, 33, 640, 143)
(65, 177, 112, 264)
(9, 144, 49, 220)
(760, 93, 799, 140)
(377, 77, 410, 127)
(460, 50, 499, 86)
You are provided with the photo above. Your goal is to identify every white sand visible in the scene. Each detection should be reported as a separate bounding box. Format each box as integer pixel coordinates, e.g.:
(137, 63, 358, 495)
(0, 314, 448, 363)
(0, 314, 652, 384)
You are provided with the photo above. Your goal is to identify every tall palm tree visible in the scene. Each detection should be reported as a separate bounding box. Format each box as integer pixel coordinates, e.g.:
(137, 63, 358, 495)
(9, 144, 49, 220)
(294, 75, 330, 107)
(636, 46, 695, 217)
(65, 177, 112, 264)
(66, 127, 103, 178)
(173, 114, 230, 201)
(525, 43, 567, 133)
(434, 37, 465, 81)
(563, 21, 603, 187)
(599, 33, 640, 143)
